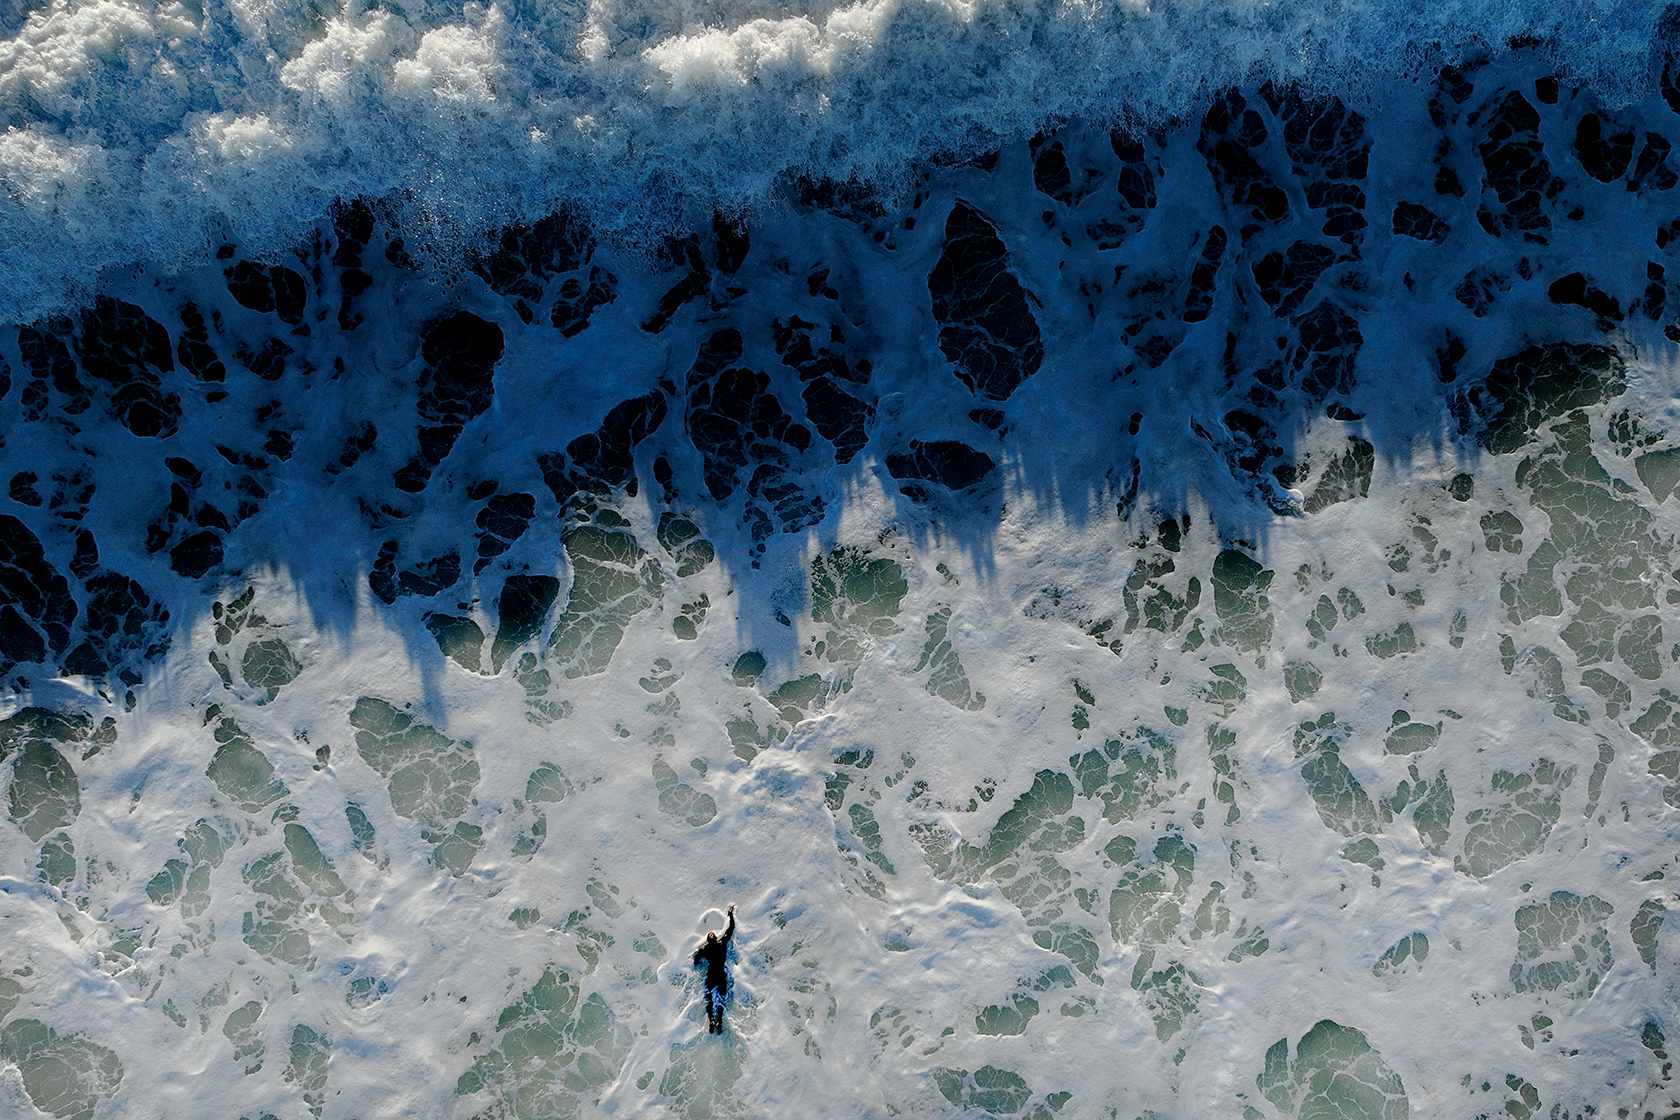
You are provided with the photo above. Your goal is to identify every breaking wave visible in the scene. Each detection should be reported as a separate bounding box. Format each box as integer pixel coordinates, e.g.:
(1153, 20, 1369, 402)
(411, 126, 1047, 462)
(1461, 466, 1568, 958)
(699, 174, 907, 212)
(0, 0, 1671, 318)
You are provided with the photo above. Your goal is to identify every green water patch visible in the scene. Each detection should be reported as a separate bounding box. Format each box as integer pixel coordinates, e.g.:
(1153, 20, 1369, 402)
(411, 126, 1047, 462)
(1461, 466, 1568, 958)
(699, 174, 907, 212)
(1129, 947, 1202, 1041)
(653, 758, 716, 827)
(656, 513, 716, 578)
(1121, 554, 1202, 636)
(1519, 647, 1588, 723)
(1069, 727, 1180, 824)
(348, 698, 480, 833)
(205, 716, 288, 813)
(548, 525, 662, 679)
(456, 966, 629, 1120)
(424, 822, 485, 875)
(933, 1065, 1036, 1117)
(725, 716, 765, 763)
(1633, 692, 1680, 809)
(1303, 437, 1375, 513)
(9, 740, 81, 842)
(527, 762, 574, 805)
(183, 817, 226, 866)
(823, 748, 873, 811)
(951, 771, 1083, 880)
(1631, 898, 1665, 973)
(512, 763, 574, 857)
(1372, 932, 1428, 980)
(0, 973, 20, 1022)
(1458, 759, 1573, 879)
(1109, 835, 1196, 944)
(1208, 724, 1243, 825)
(914, 753, 1209, 982)
(425, 613, 486, 673)
(1210, 549, 1274, 655)
(1582, 738, 1615, 821)
(1635, 445, 1680, 501)
(0, 708, 115, 763)
(239, 822, 355, 966)
(659, 1033, 747, 1119)
(284, 1024, 331, 1119)
(491, 574, 560, 675)
(284, 822, 352, 900)
(1253, 1020, 1407, 1119)
(212, 588, 261, 645)
(976, 992, 1040, 1037)
(206, 590, 304, 702)
(913, 769, 1106, 978)
(847, 802, 894, 876)
(146, 858, 189, 906)
(1411, 769, 1454, 856)
(672, 595, 709, 641)
(1633, 689, 1680, 745)
(809, 546, 907, 663)
(240, 636, 301, 697)
(0, 1019, 124, 1120)
(345, 804, 377, 860)
(1190, 882, 1231, 942)
(3, 707, 103, 845)
(915, 605, 986, 710)
(1473, 1073, 1550, 1119)
(638, 657, 679, 693)
(1383, 712, 1440, 756)
(1580, 667, 1632, 719)
(839, 797, 893, 900)
(1638, 1022, 1674, 1108)
(346, 976, 388, 1009)
(1293, 713, 1379, 838)
(153, 818, 228, 922)
(1512, 412, 1671, 689)
(1480, 510, 1525, 552)
(1283, 661, 1322, 703)
(1304, 593, 1338, 643)
(764, 673, 825, 725)
(1226, 919, 1270, 962)
(1342, 838, 1385, 885)
(1510, 891, 1613, 998)
(1517, 1011, 1556, 1051)
(511, 653, 569, 726)
(1453, 342, 1624, 456)
(1363, 623, 1416, 659)
(222, 999, 265, 1074)
(38, 831, 74, 889)
(730, 651, 765, 685)
(1499, 541, 1564, 625)
(1198, 663, 1247, 716)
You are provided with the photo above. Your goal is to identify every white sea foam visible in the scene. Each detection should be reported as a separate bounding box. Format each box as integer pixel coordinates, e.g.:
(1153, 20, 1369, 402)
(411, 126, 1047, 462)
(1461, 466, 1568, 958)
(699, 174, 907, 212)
(0, 0, 1672, 319)
(2, 12, 1680, 1119)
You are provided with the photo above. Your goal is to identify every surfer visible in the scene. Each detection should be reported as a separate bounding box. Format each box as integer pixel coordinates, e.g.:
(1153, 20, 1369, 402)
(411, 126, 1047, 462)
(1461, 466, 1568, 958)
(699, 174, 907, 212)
(692, 905, 735, 1034)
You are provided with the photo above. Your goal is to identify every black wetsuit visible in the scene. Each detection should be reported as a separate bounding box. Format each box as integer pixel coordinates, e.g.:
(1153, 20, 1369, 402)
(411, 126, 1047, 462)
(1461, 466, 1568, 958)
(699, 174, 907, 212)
(692, 912, 735, 1034)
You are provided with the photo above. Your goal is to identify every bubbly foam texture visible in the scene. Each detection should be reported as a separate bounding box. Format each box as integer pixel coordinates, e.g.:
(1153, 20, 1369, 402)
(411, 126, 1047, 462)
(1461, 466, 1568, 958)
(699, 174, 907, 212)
(3, 21, 1680, 1120)
(0, 0, 1671, 319)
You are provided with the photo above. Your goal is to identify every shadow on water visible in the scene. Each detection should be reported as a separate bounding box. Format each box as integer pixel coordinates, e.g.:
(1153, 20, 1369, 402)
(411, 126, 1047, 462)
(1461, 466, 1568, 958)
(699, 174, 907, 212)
(1, 47, 1678, 744)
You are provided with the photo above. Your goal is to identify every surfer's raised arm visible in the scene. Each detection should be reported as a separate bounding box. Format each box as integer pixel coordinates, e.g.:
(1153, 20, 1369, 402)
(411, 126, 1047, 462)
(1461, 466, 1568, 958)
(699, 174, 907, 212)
(722, 904, 736, 946)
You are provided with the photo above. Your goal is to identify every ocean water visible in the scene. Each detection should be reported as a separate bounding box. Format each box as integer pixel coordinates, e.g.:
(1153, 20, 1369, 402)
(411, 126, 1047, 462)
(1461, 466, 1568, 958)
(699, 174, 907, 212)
(2, 2, 1680, 1118)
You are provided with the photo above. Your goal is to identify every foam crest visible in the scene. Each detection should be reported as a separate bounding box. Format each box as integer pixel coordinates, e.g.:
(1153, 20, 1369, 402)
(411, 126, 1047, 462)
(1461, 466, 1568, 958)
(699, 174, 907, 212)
(0, 0, 1671, 319)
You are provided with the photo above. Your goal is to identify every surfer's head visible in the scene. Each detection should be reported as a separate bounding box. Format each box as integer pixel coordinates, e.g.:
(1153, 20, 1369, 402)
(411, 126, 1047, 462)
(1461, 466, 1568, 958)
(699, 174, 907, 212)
(707, 931, 719, 943)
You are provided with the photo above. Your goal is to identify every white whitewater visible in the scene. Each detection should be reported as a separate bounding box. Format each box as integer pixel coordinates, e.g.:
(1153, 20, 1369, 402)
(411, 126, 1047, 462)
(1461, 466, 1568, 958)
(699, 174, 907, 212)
(0, 0, 1669, 319)
(0, 14, 1678, 1120)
